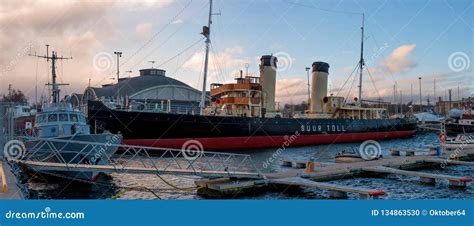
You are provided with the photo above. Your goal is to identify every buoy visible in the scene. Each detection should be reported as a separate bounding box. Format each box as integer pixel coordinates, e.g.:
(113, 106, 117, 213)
(305, 158, 315, 172)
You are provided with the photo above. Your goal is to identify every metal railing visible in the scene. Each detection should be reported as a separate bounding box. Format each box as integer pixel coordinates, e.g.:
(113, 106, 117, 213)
(13, 137, 263, 179)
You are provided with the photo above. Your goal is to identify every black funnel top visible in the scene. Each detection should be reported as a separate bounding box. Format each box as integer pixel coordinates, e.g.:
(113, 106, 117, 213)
(312, 62, 330, 73)
(260, 55, 278, 68)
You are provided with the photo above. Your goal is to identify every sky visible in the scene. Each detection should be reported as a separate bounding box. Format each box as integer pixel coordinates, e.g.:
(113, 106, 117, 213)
(0, 0, 472, 105)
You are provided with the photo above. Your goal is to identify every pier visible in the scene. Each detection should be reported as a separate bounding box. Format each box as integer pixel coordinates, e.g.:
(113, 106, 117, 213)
(361, 166, 472, 187)
(195, 148, 473, 199)
(3, 137, 474, 200)
(0, 160, 23, 200)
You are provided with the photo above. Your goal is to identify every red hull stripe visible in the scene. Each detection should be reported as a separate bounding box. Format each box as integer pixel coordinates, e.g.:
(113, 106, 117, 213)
(123, 130, 416, 151)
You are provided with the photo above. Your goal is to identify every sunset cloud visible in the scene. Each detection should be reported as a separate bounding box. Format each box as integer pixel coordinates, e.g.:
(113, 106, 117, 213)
(183, 46, 249, 82)
(135, 22, 153, 40)
(381, 44, 417, 74)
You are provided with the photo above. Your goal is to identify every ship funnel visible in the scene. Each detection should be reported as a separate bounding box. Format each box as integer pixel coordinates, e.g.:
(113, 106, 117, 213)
(310, 61, 330, 113)
(260, 55, 277, 112)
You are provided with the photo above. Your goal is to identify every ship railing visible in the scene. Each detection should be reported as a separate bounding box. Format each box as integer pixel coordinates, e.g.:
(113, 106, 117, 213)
(11, 136, 263, 179)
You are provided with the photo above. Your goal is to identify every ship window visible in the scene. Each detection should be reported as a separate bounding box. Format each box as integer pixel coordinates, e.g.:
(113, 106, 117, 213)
(37, 115, 46, 123)
(70, 114, 78, 122)
(59, 114, 69, 122)
(78, 114, 86, 122)
(48, 114, 58, 122)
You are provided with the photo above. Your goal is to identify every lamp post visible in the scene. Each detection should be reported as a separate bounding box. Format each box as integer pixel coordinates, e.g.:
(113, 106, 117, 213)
(114, 51, 122, 106)
(418, 77, 422, 112)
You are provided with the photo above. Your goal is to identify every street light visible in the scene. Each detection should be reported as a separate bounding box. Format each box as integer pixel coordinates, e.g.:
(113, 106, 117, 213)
(418, 77, 422, 112)
(114, 51, 122, 106)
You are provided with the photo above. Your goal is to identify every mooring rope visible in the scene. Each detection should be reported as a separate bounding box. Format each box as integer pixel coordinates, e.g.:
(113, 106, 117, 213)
(19, 170, 197, 200)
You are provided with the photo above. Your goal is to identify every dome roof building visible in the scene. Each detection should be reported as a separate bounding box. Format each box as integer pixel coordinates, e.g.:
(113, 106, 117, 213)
(78, 68, 207, 114)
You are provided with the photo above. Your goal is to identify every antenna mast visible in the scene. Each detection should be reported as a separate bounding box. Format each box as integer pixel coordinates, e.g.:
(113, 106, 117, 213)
(200, 0, 214, 115)
(30, 45, 71, 103)
(357, 13, 365, 106)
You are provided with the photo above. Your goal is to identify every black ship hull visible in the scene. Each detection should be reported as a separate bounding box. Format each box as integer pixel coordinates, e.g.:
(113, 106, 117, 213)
(88, 101, 417, 150)
(446, 123, 474, 134)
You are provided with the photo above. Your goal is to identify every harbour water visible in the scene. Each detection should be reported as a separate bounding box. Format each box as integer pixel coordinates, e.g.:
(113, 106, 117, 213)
(24, 132, 473, 200)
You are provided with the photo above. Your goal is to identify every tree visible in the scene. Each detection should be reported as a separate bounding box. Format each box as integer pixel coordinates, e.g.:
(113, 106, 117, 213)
(2, 89, 28, 103)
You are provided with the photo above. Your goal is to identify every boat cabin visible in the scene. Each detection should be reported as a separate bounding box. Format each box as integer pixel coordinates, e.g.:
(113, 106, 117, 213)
(207, 73, 262, 117)
(35, 103, 90, 138)
(321, 95, 387, 119)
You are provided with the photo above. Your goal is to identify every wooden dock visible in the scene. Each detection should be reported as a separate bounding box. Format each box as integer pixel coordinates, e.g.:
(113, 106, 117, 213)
(280, 159, 333, 169)
(423, 158, 474, 166)
(362, 166, 473, 187)
(0, 160, 7, 193)
(0, 160, 23, 200)
(195, 151, 474, 199)
(269, 177, 385, 199)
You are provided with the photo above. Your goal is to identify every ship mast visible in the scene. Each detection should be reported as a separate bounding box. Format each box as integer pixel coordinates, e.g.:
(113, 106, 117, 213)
(199, 0, 214, 115)
(357, 13, 365, 106)
(30, 45, 71, 104)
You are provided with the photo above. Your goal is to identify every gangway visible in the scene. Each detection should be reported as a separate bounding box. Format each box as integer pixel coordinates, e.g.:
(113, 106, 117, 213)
(7, 137, 264, 180)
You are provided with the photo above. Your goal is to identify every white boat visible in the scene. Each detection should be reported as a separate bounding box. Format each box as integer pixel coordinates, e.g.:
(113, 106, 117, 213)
(446, 106, 474, 134)
(414, 112, 444, 124)
(441, 133, 474, 151)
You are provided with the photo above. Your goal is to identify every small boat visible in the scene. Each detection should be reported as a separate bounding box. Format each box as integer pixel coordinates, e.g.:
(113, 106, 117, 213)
(441, 133, 474, 151)
(17, 49, 122, 181)
(335, 148, 382, 163)
(446, 106, 474, 134)
(2, 104, 36, 136)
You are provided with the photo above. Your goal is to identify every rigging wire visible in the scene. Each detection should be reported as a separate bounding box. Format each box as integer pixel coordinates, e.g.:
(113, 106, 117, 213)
(288, 0, 368, 103)
(335, 62, 359, 97)
(366, 28, 401, 103)
(209, 43, 226, 83)
(128, 26, 184, 71)
(156, 38, 205, 69)
(365, 66, 382, 100)
(344, 66, 359, 104)
(285, 0, 362, 15)
(196, 46, 206, 90)
(168, 44, 204, 78)
(128, 2, 210, 71)
(120, 0, 195, 67)
(25, 168, 199, 200)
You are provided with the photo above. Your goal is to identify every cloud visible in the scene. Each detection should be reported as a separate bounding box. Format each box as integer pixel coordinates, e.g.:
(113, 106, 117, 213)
(118, 0, 174, 11)
(183, 46, 249, 82)
(275, 78, 309, 104)
(381, 44, 417, 74)
(135, 22, 153, 40)
(171, 19, 183, 24)
(0, 0, 122, 100)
